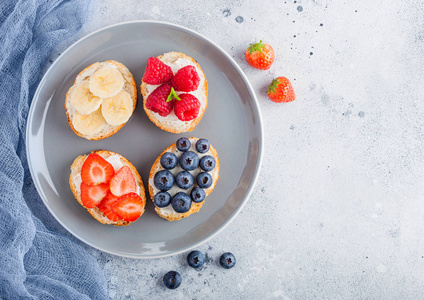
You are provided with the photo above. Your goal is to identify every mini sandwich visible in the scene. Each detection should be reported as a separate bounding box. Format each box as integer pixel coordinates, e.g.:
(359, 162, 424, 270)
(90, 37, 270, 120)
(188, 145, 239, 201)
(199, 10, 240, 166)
(65, 60, 137, 140)
(70, 150, 146, 225)
(148, 137, 219, 221)
(141, 52, 208, 134)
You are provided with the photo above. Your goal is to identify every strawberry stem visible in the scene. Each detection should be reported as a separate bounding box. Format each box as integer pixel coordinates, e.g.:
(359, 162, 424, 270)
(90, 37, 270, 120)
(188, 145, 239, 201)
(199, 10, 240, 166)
(267, 78, 280, 94)
(166, 87, 181, 102)
(248, 40, 265, 54)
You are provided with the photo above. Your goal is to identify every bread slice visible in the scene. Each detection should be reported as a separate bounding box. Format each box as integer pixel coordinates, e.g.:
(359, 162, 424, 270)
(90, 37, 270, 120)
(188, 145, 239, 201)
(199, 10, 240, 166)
(69, 150, 146, 226)
(140, 52, 208, 134)
(65, 60, 137, 140)
(148, 137, 219, 221)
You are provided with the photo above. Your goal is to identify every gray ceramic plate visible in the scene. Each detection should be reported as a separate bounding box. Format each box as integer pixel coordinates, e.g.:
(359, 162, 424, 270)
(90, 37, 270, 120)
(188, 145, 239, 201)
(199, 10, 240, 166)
(26, 21, 263, 258)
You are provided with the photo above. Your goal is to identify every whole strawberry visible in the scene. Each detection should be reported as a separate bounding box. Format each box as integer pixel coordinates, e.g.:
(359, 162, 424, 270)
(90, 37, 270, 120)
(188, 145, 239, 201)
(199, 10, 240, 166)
(143, 57, 173, 85)
(267, 77, 296, 103)
(145, 83, 174, 116)
(245, 40, 275, 70)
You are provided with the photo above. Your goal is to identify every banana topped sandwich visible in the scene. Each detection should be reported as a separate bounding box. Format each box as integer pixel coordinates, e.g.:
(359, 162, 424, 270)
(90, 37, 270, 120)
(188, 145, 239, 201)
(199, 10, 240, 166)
(65, 60, 137, 140)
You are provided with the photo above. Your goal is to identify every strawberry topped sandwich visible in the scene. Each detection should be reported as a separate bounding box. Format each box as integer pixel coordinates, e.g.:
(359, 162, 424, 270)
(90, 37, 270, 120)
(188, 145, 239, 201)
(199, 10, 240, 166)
(69, 150, 146, 226)
(141, 52, 208, 134)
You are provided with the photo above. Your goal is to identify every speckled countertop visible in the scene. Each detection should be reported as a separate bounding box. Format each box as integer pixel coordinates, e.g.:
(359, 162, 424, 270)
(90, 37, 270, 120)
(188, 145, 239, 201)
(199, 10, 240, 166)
(42, 0, 424, 298)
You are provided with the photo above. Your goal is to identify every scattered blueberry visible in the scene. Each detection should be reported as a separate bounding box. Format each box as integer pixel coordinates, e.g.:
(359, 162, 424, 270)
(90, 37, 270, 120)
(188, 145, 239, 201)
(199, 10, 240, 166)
(195, 139, 210, 153)
(154, 191, 171, 207)
(154, 170, 174, 191)
(176, 137, 191, 152)
(171, 192, 192, 213)
(187, 250, 205, 268)
(222, 8, 231, 17)
(219, 252, 236, 269)
(190, 187, 205, 203)
(175, 171, 194, 189)
(160, 152, 178, 170)
(235, 16, 244, 23)
(163, 271, 182, 289)
(196, 172, 212, 189)
(179, 151, 199, 171)
(199, 155, 215, 171)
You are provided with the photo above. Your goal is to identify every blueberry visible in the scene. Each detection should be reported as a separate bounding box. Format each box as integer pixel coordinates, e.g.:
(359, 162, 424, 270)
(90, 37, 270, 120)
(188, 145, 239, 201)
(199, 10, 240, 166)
(176, 137, 191, 152)
(154, 170, 174, 191)
(199, 155, 215, 171)
(219, 252, 236, 269)
(187, 250, 205, 268)
(175, 171, 194, 189)
(154, 191, 171, 207)
(179, 151, 199, 171)
(196, 172, 212, 189)
(195, 139, 210, 153)
(160, 152, 178, 170)
(190, 187, 205, 203)
(163, 271, 182, 289)
(171, 192, 192, 213)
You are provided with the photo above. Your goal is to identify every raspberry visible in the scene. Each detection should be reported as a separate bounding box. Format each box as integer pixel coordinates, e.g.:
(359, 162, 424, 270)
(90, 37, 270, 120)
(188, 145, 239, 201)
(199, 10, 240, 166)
(174, 94, 201, 121)
(142, 57, 173, 85)
(145, 83, 173, 117)
(171, 66, 200, 92)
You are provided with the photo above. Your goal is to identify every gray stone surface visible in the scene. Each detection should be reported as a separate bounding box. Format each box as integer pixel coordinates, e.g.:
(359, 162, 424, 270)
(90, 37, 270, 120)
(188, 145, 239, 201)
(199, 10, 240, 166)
(48, 0, 424, 298)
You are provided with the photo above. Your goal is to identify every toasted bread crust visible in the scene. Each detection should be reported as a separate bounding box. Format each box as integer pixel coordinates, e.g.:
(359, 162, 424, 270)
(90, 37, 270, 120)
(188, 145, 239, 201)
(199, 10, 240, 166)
(65, 60, 137, 140)
(148, 138, 219, 221)
(69, 150, 146, 226)
(141, 52, 208, 134)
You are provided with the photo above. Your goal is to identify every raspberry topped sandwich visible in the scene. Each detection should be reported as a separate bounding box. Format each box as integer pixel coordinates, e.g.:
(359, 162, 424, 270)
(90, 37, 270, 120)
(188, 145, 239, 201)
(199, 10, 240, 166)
(141, 52, 208, 134)
(148, 137, 219, 221)
(69, 151, 146, 226)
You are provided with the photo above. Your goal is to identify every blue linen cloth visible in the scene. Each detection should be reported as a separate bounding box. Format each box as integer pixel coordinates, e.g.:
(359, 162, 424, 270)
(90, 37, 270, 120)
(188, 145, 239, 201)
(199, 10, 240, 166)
(0, 1, 109, 299)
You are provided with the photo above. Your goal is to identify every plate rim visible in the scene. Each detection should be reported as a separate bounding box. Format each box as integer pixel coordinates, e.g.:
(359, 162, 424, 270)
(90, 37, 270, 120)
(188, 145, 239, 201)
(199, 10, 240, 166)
(26, 20, 264, 259)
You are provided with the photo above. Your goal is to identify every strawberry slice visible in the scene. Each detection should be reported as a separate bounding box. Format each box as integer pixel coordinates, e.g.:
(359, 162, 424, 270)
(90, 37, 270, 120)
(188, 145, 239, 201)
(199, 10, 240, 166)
(111, 193, 144, 222)
(80, 182, 109, 208)
(97, 191, 121, 222)
(109, 166, 137, 197)
(81, 153, 115, 185)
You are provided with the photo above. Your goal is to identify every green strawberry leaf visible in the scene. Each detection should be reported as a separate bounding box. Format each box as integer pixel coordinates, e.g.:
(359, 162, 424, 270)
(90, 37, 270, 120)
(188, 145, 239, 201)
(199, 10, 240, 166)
(166, 87, 181, 102)
(248, 40, 265, 54)
(267, 78, 280, 94)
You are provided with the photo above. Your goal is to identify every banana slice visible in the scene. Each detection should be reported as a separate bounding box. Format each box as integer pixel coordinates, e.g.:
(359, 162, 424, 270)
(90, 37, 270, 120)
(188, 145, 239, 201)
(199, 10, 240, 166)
(72, 108, 107, 136)
(101, 90, 133, 126)
(89, 66, 124, 98)
(70, 81, 102, 115)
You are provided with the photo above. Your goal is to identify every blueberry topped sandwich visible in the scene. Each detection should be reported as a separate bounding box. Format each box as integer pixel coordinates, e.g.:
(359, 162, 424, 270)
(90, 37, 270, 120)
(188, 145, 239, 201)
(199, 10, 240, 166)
(148, 137, 219, 221)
